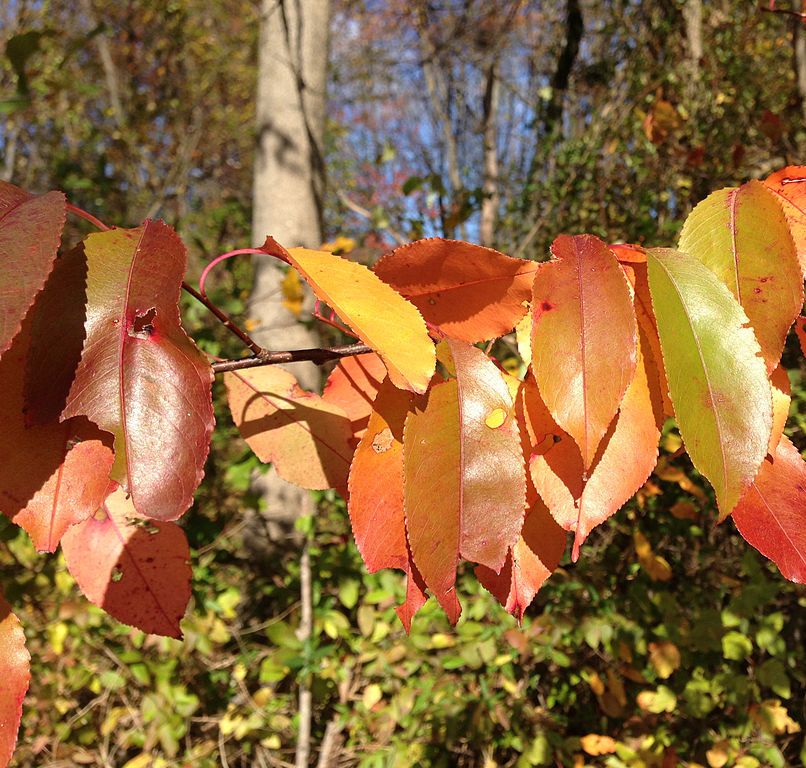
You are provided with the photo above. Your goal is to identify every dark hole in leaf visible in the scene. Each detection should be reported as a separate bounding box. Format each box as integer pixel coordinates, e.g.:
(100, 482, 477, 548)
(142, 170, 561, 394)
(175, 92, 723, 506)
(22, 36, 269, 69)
(129, 307, 157, 339)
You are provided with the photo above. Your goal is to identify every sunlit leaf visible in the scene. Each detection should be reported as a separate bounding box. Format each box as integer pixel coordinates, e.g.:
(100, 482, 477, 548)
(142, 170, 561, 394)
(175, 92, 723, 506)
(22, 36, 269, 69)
(580, 734, 618, 756)
(475, 495, 566, 621)
(764, 166, 806, 274)
(732, 436, 806, 584)
(646, 248, 772, 518)
(322, 352, 387, 444)
(531, 234, 637, 468)
(0, 181, 65, 358)
(61, 487, 192, 638)
(62, 223, 214, 521)
(261, 237, 435, 394)
(648, 641, 681, 679)
(768, 364, 790, 454)
(373, 238, 537, 342)
(226, 365, 353, 493)
(678, 181, 802, 373)
(634, 530, 672, 581)
(404, 340, 526, 623)
(0, 589, 29, 768)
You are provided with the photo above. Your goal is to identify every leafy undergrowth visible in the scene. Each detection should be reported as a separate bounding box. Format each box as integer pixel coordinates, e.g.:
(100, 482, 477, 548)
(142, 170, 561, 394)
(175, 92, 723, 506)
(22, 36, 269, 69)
(4, 462, 805, 768)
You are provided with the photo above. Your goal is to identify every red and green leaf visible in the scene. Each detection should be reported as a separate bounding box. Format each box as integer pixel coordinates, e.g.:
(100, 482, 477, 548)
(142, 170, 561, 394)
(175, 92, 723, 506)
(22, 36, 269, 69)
(0, 589, 29, 768)
(646, 248, 772, 518)
(531, 234, 637, 469)
(226, 365, 353, 493)
(732, 436, 806, 584)
(373, 238, 537, 342)
(0, 181, 65, 358)
(61, 487, 192, 638)
(403, 340, 526, 623)
(62, 223, 214, 521)
(678, 181, 802, 373)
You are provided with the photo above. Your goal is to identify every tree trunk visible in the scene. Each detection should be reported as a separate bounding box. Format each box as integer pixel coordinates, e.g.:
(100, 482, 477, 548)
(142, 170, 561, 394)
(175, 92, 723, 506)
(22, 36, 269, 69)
(250, 0, 330, 553)
(794, 8, 806, 124)
(479, 61, 500, 248)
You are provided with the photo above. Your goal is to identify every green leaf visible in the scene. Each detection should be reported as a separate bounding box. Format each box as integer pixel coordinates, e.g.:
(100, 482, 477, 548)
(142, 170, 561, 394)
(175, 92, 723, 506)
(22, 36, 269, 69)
(721, 630, 753, 660)
(646, 248, 772, 518)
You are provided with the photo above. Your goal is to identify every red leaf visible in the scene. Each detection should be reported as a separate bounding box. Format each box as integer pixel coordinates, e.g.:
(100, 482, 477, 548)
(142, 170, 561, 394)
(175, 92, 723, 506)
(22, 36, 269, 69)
(0, 306, 113, 552)
(403, 340, 526, 624)
(0, 589, 30, 768)
(226, 365, 353, 493)
(322, 352, 387, 444)
(61, 487, 192, 637)
(373, 238, 537, 342)
(395, 564, 428, 634)
(531, 235, 637, 469)
(732, 436, 806, 583)
(0, 181, 65, 358)
(61, 223, 214, 521)
(764, 166, 806, 275)
(475, 495, 566, 621)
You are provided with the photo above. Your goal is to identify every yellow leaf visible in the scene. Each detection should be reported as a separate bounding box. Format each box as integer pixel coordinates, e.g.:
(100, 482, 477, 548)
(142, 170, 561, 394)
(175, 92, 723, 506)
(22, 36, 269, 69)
(275, 242, 435, 393)
(661, 430, 682, 453)
(321, 235, 356, 255)
(362, 683, 383, 710)
(634, 531, 673, 581)
(121, 755, 153, 768)
(648, 641, 681, 679)
(750, 699, 801, 735)
(580, 734, 617, 756)
(705, 739, 729, 768)
(281, 269, 304, 318)
(515, 308, 532, 366)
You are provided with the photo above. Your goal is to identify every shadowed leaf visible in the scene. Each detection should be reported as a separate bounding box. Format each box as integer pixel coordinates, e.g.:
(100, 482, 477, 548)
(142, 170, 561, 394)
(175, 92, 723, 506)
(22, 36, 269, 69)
(322, 352, 387, 444)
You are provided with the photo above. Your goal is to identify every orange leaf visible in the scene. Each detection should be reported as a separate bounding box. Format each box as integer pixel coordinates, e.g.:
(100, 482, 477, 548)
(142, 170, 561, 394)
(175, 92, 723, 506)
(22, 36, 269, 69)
(769, 364, 790, 454)
(732, 435, 806, 583)
(226, 366, 353, 494)
(764, 166, 806, 274)
(0, 589, 29, 768)
(404, 341, 526, 623)
(61, 487, 192, 638)
(475, 494, 566, 621)
(322, 352, 387, 444)
(531, 234, 637, 469)
(261, 237, 435, 394)
(373, 238, 537, 343)
(580, 734, 618, 756)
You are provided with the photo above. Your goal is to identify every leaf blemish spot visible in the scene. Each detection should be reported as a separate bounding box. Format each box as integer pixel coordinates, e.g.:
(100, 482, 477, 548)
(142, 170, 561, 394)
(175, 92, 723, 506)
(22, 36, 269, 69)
(485, 407, 507, 429)
(540, 300, 554, 312)
(111, 567, 124, 583)
(371, 428, 394, 453)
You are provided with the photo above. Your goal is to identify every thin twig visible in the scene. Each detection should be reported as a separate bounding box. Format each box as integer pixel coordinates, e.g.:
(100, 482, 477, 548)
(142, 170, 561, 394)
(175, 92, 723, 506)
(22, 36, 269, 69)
(759, 1, 806, 20)
(65, 203, 110, 231)
(336, 190, 407, 245)
(210, 343, 371, 374)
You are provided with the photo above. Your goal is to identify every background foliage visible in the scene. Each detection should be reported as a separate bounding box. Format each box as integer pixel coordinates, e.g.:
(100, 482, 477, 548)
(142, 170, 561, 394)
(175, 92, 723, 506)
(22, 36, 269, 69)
(1, 0, 805, 766)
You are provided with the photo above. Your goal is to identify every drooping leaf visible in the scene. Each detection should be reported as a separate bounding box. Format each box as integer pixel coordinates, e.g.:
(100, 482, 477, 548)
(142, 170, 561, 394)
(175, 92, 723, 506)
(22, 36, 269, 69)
(764, 166, 806, 274)
(475, 495, 566, 621)
(322, 352, 387, 444)
(0, 181, 65, 358)
(646, 248, 772, 518)
(403, 340, 526, 623)
(531, 234, 637, 469)
(732, 436, 806, 583)
(0, 305, 114, 552)
(61, 487, 192, 638)
(572, 340, 661, 557)
(226, 365, 353, 493)
(372, 238, 537, 342)
(260, 237, 435, 394)
(0, 589, 29, 768)
(61, 223, 215, 521)
(678, 181, 802, 373)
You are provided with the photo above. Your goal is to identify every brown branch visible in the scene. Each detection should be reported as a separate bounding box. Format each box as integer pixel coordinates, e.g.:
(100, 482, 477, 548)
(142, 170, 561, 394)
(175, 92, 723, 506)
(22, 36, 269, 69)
(211, 343, 371, 374)
(759, 1, 806, 19)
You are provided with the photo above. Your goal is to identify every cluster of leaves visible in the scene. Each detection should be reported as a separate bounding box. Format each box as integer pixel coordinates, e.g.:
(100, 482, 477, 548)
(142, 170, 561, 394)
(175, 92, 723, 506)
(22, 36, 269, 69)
(1, 166, 806, 764)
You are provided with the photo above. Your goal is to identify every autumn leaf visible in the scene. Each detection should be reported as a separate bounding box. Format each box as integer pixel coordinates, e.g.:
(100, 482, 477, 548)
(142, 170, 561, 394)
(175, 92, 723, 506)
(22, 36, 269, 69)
(261, 237, 435, 394)
(580, 734, 617, 756)
(648, 641, 681, 679)
(404, 340, 526, 623)
(0, 180, 65, 359)
(732, 436, 806, 583)
(769, 364, 790, 454)
(749, 700, 801, 736)
(678, 181, 802, 373)
(764, 166, 806, 274)
(0, 589, 29, 768)
(322, 352, 387, 444)
(646, 248, 772, 518)
(280, 268, 304, 318)
(475, 495, 566, 621)
(61, 487, 192, 638)
(226, 365, 353, 493)
(61, 223, 215, 521)
(531, 234, 637, 469)
(0, 302, 114, 552)
(373, 238, 537, 343)
(634, 530, 672, 581)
